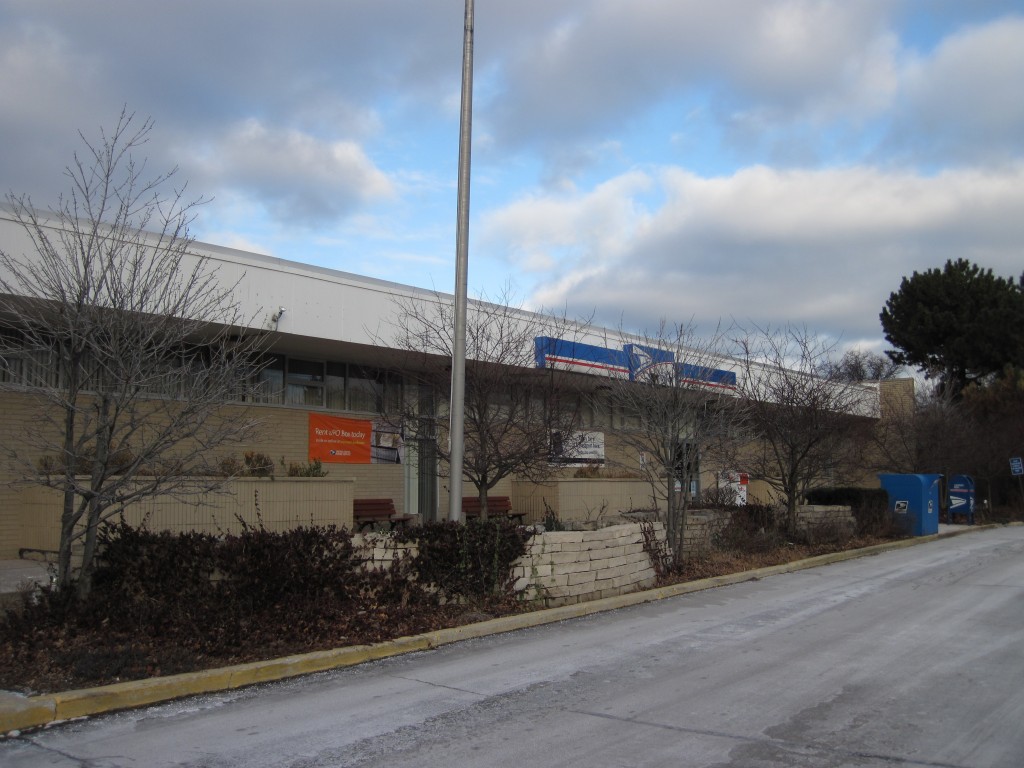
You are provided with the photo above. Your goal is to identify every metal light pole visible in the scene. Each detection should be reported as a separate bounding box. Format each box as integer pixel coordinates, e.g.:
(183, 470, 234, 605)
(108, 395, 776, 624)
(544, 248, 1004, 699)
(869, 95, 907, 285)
(448, 0, 474, 521)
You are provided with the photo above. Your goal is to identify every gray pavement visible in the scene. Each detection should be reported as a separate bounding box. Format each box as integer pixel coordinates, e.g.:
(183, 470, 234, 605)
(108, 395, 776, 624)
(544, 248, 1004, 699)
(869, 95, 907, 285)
(2, 524, 1022, 767)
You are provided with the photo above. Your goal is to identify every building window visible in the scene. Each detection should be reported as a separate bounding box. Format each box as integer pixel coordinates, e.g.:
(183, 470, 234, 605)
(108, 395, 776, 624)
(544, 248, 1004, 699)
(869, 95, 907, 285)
(325, 361, 346, 410)
(348, 366, 400, 414)
(0, 331, 59, 389)
(0, 353, 24, 385)
(286, 358, 324, 407)
(246, 355, 400, 414)
(252, 353, 285, 404)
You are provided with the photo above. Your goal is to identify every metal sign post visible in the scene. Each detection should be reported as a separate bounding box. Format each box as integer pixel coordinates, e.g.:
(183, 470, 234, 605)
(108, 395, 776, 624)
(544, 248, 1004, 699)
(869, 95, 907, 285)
(1012, 457, 1024, 512)
(448, 0, 474, 522)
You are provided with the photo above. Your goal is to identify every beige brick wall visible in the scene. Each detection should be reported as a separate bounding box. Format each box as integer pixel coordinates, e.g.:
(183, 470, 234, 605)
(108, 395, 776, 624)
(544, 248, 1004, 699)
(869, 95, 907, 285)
(512, 478, 657, 525)
(0, 391, 410, 557)
(16, 478, 356, 554)
(0, 392, 59, 558)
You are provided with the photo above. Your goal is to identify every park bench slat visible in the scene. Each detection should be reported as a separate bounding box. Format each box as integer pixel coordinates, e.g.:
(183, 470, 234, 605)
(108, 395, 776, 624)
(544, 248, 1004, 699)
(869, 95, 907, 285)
(353, 498, 413, 531)
(461, 496, 525, 523)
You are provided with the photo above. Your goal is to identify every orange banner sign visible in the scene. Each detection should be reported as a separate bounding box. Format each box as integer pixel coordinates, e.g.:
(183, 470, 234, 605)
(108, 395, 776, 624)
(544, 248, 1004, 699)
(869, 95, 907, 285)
(309, 413, 372, 464)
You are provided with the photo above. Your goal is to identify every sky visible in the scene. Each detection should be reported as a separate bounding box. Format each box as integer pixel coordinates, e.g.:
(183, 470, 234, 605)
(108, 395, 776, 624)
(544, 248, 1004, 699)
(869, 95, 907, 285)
(1, 0, 1022, 356)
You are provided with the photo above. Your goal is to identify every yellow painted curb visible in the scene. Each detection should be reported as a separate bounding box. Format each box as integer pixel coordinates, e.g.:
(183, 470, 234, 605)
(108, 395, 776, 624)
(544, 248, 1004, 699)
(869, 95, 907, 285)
(0, 524, 998, 735)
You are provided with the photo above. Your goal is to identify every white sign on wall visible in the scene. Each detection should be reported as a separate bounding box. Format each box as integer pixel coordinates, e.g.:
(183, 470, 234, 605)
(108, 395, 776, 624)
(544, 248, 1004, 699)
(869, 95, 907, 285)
(719, 470, 749, 505)
(551, 431, 605, 466)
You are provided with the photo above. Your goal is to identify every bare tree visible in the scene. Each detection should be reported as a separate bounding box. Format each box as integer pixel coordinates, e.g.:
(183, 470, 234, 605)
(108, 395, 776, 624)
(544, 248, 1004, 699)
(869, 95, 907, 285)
(824, 348, 903, 383)
(731, 325, 875, 533)
(605, 320, 741, 563)
(0, 111, 265, 597)
(386, 286, 585, 519)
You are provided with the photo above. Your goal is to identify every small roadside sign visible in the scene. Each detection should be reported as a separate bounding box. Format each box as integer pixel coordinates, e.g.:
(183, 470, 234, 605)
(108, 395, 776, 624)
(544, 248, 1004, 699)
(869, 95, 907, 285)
(1011, 457, 1024, 476)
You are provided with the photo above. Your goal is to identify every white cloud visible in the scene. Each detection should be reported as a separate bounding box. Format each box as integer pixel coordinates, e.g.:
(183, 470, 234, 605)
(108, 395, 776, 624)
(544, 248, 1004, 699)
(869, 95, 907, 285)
(722, 0, 898, 114)
(1, 0, 1022, 353)
(190, 120, 395, 227)
(887, 16, 1024, 163)
(480, 171, 652, 273)
(0, 22, 121, 204)
(487, 1, 899, 151)
(515, 162, 1024, 342)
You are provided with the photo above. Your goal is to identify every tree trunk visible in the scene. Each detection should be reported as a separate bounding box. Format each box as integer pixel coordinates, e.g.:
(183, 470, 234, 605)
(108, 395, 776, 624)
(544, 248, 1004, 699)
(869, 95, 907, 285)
(785, 478, 800, 535)
(57, 403, 79, 590)
(76, 495, 103, 602)
(478, 487, 489, 521)
(57, 487, 77, 590)
(76, 393, 113, 601)
(665, 466, 681, 563)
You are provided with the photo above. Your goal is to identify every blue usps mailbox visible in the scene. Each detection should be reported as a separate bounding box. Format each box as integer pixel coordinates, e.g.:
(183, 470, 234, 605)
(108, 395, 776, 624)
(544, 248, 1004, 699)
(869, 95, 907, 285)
(947, 474, 976, 524)
(878, 473, 942, 537)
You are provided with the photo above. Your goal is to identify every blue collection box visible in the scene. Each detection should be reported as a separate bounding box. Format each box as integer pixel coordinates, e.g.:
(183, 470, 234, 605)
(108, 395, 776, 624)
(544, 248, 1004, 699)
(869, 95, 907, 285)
(878, 474, 942, 536)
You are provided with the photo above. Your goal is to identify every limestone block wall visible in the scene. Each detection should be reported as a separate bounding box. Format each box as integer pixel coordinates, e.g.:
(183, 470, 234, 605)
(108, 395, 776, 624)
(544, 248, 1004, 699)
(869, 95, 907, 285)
(680, 505, 856, 553)
(351, 523, 664, 608)
(512, 523, 663, 607)
(352, 532, 415, 572)
(796, 505, 857, 533)
(682, 510, 733, 554)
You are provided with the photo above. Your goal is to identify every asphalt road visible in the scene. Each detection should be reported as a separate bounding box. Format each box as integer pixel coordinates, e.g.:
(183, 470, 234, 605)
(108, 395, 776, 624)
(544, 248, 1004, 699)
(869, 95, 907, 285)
(4, 526, 1024, 767)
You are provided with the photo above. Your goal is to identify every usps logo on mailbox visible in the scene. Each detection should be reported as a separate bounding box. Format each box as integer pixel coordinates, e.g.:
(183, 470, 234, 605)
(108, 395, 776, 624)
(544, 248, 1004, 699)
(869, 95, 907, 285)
(894, 500, 909, 513)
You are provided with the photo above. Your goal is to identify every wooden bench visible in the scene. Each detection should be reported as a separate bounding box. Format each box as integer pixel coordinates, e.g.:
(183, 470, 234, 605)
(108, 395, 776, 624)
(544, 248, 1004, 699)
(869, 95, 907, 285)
(353, 498, 414, 532)
(462, 496, 526, 524)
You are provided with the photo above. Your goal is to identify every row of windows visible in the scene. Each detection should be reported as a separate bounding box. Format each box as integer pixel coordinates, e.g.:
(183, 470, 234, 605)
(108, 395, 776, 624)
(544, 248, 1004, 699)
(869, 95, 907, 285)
(577, 393, 642, 431)
(0, 342, 402, 417)
(253, 355, 401, 414)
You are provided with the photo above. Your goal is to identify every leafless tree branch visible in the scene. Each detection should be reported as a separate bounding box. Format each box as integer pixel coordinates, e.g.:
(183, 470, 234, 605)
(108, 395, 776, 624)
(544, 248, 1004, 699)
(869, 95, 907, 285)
(0, 110, 267, 597)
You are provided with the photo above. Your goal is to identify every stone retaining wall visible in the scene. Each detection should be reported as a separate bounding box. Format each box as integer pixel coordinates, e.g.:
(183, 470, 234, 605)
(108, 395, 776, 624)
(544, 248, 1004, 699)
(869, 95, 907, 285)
(353, 522, 665, 608)
(798, 505, 857, 532)
(352, 533, 414, 571)
(512, 523, 663, 607)
(677, 505, 857, 553)
(349, 508, 854, 609)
